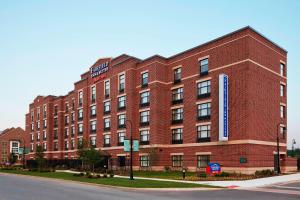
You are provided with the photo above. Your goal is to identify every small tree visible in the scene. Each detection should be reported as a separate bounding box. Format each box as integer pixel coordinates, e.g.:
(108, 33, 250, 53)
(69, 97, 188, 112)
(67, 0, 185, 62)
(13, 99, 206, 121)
(35, 145, 45, 172)
(9, 153, 18, 165)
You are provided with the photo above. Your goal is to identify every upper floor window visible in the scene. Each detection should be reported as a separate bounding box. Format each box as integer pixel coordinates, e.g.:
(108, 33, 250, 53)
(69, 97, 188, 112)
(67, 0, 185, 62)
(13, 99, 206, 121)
(197, 155, 210, 168)
(78, 123, 83, 134)
(197, 103, 211, 120)
(31, 110, 34, 121)
(90, 105, 96, 118)
(197, 124, 211, 142)
(200, 58, 209, 75)
(10, 141, 20, 154)
(71, 139, 75, 149)
(140, 91, 150, 107)
(118, 132, 125, 145)
(90, 121, 97, 133)
(54, 106, 58, 116)
(43, 119, 47, 128)
(104, 134, 111, 147)
(54, 118, 58, 128)
(72, 99, 75, 110)
(174, 68, 182, 83)
(140, 110, 150, 126)
(104, 80, 110, 97)
(78, 91, 83, 107)
(280, 84, 285, 97)
(118, 114, 126, 128)
(43, 105, 47, 118)
(172, 108, 183, 124)
(280, 105, 285, 118)
(172, 128, 183, 144)
(91, 86, 96, 103)
(118, 96, 126, 110)
(104, 117, 111, 131)
(140, 130, 150, 145)
(172, 155, 183, 167)
(71, 113, 75, 123)
(65, 115, 69, 126)
(104, 101, 111, 114)
(198, 80, 211, 98)
(141, 72, 149, 87)
(37, 107, 40, 120)
(119, 74, 125, 93)
(78, 109, 83, 121)
(280, 63, 285, 76)
(90, 136, 96, 148)
(65, 103, 69, 113)
(172, 88, 183, 104)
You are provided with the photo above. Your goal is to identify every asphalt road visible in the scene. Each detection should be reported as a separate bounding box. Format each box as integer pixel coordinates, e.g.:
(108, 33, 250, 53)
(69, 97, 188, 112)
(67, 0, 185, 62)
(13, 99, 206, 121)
(0, 173, 299, 200)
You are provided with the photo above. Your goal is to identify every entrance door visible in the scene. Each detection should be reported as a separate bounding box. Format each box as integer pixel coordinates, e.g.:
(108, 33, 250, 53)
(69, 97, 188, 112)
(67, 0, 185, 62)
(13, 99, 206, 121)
(118, 156, 126, 167)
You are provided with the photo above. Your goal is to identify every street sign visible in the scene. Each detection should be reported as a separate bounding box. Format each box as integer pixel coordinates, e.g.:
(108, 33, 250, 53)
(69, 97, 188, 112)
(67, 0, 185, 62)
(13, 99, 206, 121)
(19, 148, 30, 154)
(124, 140, 139, 152)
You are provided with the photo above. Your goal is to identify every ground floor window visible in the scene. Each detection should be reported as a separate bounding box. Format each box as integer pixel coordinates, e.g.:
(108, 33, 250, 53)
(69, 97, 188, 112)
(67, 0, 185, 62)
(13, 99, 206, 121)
(172, 155, 183, 167)
(140, 155, 149, 167)
(197, 155, 210, 168)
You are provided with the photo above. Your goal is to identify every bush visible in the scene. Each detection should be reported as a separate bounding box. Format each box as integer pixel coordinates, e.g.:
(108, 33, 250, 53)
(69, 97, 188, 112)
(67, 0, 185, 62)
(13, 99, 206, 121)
(255, 169, 274, 177)
(215, 172, 230, 177)
(164, 166, 170, 172)
(197, 172, 207, 178)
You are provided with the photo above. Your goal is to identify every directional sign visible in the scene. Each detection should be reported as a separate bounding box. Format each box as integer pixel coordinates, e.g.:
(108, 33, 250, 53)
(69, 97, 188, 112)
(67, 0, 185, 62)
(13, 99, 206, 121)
(124, 140, 139, 152)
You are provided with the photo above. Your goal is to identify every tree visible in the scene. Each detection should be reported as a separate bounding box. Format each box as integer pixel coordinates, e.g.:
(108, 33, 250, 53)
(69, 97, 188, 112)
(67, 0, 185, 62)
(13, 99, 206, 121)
(35, 145, 45, 172)
(9, 153, 18, 165)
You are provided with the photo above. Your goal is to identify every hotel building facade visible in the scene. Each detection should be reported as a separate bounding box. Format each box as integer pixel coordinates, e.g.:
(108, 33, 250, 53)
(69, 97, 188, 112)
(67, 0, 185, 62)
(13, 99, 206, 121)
(25, 26, 297, 173)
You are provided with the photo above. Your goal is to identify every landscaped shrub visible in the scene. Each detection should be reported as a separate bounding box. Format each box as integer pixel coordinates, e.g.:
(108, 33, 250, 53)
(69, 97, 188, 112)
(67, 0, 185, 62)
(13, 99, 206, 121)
(164, 166, 170, 172)
(254, 169, 274, 177)
(215, 172, 230, 177)
(197, 172, 207, 178)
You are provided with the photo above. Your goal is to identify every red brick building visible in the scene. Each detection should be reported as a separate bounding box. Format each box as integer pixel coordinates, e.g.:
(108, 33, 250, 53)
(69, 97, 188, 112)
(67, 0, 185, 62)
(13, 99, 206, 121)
(0, 127, 28, 165)
(25, 26, 297, 173)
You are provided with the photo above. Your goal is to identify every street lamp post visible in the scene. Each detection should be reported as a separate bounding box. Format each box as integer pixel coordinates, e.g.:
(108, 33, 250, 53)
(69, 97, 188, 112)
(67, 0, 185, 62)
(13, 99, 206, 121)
(292, 139, 296, 157)
(126, 120, 134, 180)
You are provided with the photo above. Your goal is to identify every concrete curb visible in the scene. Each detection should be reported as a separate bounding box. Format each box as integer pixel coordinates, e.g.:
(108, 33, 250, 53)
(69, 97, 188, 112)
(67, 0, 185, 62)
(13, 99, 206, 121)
(0, 172, 221, 191)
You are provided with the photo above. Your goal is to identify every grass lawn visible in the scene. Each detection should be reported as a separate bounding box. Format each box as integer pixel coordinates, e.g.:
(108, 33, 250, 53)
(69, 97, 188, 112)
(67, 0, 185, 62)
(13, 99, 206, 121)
(132, 171, 195, 180)
(0, 169, 217, 188)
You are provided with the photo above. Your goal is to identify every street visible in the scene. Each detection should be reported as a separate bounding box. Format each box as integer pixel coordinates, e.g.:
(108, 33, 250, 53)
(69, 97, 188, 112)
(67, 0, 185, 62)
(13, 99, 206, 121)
(0, 173, 299, 200)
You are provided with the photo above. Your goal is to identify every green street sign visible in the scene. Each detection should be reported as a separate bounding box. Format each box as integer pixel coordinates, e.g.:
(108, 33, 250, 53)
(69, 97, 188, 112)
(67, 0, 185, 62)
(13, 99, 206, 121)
(19, 148, 30, 155)
(124, 140, 139, 152)
(240, 157, 247, 164)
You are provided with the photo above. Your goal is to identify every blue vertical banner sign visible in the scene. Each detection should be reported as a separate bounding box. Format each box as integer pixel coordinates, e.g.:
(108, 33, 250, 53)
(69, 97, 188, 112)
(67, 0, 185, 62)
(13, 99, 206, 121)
(219, 74, 229, 141)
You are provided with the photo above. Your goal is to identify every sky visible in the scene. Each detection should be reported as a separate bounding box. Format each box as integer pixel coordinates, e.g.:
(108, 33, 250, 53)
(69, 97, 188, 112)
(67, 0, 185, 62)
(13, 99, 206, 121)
(0, 0, 299, 148)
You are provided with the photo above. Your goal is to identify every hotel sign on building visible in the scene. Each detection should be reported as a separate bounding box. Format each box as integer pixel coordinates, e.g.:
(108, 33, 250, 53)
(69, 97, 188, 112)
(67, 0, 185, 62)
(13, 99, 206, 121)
(219, 74, 229, 141)
(90, 61, 109, 78)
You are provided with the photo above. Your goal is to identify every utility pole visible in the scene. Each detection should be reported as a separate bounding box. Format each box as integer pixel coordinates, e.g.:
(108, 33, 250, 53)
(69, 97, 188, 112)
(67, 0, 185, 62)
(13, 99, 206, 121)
(126, 120, 134, 180)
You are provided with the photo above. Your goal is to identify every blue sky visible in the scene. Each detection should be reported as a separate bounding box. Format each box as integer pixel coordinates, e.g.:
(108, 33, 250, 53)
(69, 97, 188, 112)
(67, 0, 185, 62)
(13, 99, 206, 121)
(0, 0, 299, 148)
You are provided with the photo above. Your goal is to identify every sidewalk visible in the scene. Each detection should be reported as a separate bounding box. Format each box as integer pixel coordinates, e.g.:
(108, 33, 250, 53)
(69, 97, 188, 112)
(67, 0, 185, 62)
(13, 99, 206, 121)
(114, 173, 300, 189)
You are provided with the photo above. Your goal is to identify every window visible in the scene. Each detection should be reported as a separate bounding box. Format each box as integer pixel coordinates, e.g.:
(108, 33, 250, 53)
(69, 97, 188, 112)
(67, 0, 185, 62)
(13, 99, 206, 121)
(198, 103, 211, 120)
(36, 121, 40, 129)
(200, 58, 209, 75)
(64, 128, 69, 138)
(54, 106, 58, 116)
(119, 74, 125, 92)
(280, 84, 285, 97)
(141, 72, 149, 86)
(78, 91, 83, 107)
(91, 86, 96, 103)
(78, 123, 83, 135)
(31, 110, 34, 121)
(280, 105, 285, 118)
(172, 155, 183, 167)
(37, 132, 40, 140)
(65, 103, 69, 113)
(172, 128, 183, 144)
(140, 91, 150, 107)
(280, 63, 285, 76)
(43, 105, 47, 118)
(90, 105, 96, 117)
(198, 80, 211, 98)
(43, 130, 47, 140)
(43, 119, 47, 128)
(172, 87, 183, 104)
(43, 143, 47, 151)
(31, 123, 34, 131)
(197, 155, 210, 168)
(71, 113, 75, 123)
(31, 134, 34, 141)
(118, 114, 126, 128)
(71, 126, 75, 136)
(140, 110, 150, 126)
(54, 118, 58, 127)
(71, 139, 75, 149)
(65, 141, 69, 150)
(280, 125, 286, 135)
(37, 107, 40, 120)
(30, 143, 34, 152)
(118, 132, 125, 145)
(140, 156, 150, 167)
(140, 130, 150, 145)
(65, 115, 69, 126)
(90, 136, 96, 148)
(72, 99, 75, 110)
(118, 96, 126, 110)
(104, 117, 110, 131)
(90, 120, 97, 133)
(54, 129, 58, 139)
(104, 134, 111, 147)
(197, 125, 211, 142)
(10, 141, 20, 154)
(78, 109, 83, 121)
(104, 80, 110, 97)
(77, 138, 83, 148)
(104, 101, 111, 114)
(174, 68, 182, 83)
(172, 108, 183, 124)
